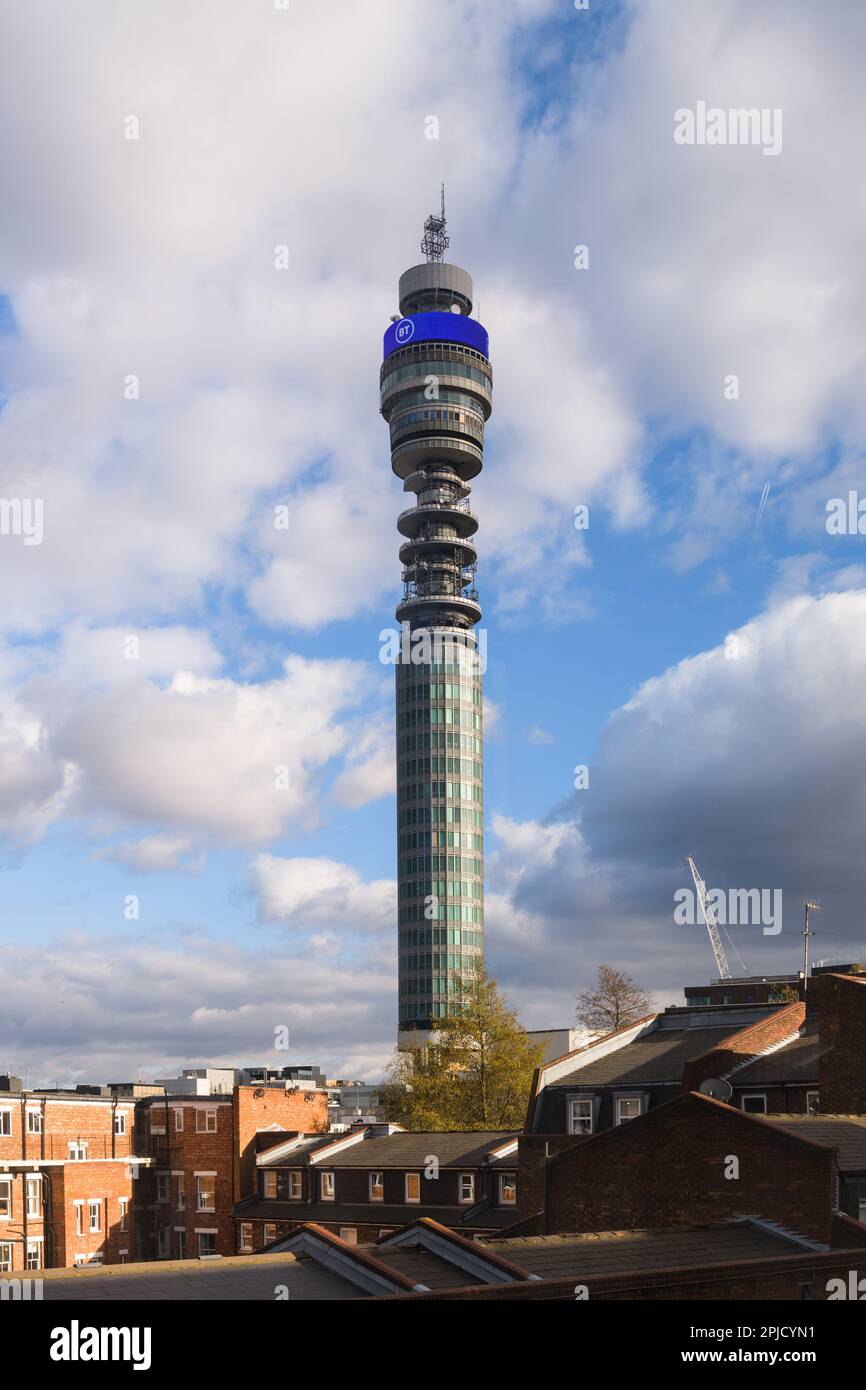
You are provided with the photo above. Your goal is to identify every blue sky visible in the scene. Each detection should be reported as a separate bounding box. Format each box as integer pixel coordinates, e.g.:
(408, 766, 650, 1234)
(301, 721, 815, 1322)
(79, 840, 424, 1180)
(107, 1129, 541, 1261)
(1, 0, 865, 1084)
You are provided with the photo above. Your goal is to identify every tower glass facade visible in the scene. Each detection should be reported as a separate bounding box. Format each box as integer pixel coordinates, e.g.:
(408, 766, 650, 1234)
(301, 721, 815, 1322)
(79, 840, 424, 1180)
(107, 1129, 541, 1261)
(381, 225, 492, 1041)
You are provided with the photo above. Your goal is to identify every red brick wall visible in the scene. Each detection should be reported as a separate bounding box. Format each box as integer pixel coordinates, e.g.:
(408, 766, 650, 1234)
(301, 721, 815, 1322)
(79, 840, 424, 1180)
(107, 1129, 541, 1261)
(818, 974, 866, 1113)
(538, 1092, 838, 1244)
(52, 1162, 137, 1268)
(233, 1086, 327, 1203)
(682, 1002, 805, 1094)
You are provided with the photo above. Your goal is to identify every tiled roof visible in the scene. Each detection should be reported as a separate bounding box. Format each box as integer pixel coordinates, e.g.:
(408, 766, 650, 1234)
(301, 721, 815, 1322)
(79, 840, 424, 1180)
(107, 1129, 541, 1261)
(549, 1027, 739, 1087)
(485, 1222, 803, 1278)
(321, 1131, 516, 1168)
(762, 1115, 866, 1170)
(731, 1028, 821, 1085)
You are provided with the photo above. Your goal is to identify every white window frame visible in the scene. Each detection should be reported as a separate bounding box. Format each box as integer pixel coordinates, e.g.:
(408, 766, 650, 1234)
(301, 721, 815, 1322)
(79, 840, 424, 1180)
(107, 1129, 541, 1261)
(119, 1197, 129, 1232)
(339, 1227, 358, 1244)
(25, 1239, 42, 1271)
(74, 1201, 85, 1237)
(197, 1231, 217, 1257)
(88, 1199, 101, 1233)
(263, 1170, 277, 1200)
(458, 1173, 475, 1204)
(156, 1173, 170, 1204)
(177, 1175, 186, 1211)
(741, 1092, 768, 1115)
(405, 1172, 421, 1203)
(0, 1109, 11, 1137)
(369, 1171, 384, 1202)
(174, 1108, 184, 1132)
(287, 1171, 302, 1201)
(806, 1091, 819, 1115)
(195, 1108, 218, 1134)
(195, 1174, 216, 1212)
(26, 1109, 43, 1135)
(264, 1223, 277, 1244)
(157, 1227, 170, 1258)
(568, 1097, 594, 1135)
(0, 1242, 12, 1272)
(25, 1176, 41, 1217)
(320, 1170, 335, 1201)
(68, 1141, 88, 1161)
(0, 1177, 11, 1219)
(498, 1172, 517, 1206)
(149, 1111, 166, 1136)
(239, 1223, 253, 1253)
(114, 1111, 127, 1136)
(615, 1096, 643, 1125)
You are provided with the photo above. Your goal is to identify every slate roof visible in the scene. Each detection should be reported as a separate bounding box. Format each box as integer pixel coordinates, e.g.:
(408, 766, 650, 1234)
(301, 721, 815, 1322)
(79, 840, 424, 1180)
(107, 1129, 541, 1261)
(762, 1115, 866, 1170)
(731, 1028, 821, 1085)
(484, 1222, 805, 1278)
(549, 1027, 739, 1088)
(257, 1131, 516, 1169)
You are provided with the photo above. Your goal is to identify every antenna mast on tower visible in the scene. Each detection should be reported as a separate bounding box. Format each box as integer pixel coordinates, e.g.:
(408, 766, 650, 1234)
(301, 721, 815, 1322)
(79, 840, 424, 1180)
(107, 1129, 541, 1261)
(421, 184, 449, 263)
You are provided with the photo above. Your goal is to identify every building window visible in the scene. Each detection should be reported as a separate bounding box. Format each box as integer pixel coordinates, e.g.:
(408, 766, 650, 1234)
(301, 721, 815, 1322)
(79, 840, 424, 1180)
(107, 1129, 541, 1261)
(240, 1223, 253, 1253)
(74, 1203, 84, 1237)
(320, 1171, 335, 1201)
(177, 1176, 185, 1211)
(263, 1171, 277, 1199)
(176, 1230, 186, 1260)
(615, 1097, 642, 1125)
(26, 1177, 41, 1217)
(26, 1241, 42, 1271)
(174, 1109, 184, 1132)
(157, 1227, 170, 1258)
(195, 1109, 217, 1134)
(288, 1171, 303, 1200)
(458, 1173, 475, 1204)
(196, 1176, 215, 1212)
(405, 1172, 421, 1203)
(0, 1243, 11, 1272)
(198, 1232, 216, 1257)
(26, 1110, 43, 1134)
(88, 1200, 101, 1233)
(264, 1223, 277, 1245)
(568, 1098, 593, 1135)
(157, 1173, 170, 1204)
(741, 1094, 768, 1115)
(806, 1091, 819, 1115)
(0, 1110, 11, 1137)
(370, 1172, 384, 1202)
(114, 1112, 126, 1136)
(339, 1227, 358, 1244)
(498, 1173, 517, 1206)
(68, 1141, 88, 1161)
(119, 1198, 128, 1232)
(0, 1177, 11, 1219)
(149, 1112, 166, 1136)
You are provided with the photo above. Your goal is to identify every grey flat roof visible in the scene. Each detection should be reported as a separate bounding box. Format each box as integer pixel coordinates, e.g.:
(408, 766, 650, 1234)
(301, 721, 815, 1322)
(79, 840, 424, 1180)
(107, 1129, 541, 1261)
(40, 1253, 363, 1301)
(550, 1027, 739, 1087)
(762, 1115, 866, 1170)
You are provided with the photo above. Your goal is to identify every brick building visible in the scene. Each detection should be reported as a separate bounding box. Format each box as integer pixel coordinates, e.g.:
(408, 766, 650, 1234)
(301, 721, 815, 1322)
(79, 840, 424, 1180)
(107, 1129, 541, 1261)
(0, 1078, 144, 1272)
(234, 1127, 519, 1248)
(135, 1083, 327, 1260)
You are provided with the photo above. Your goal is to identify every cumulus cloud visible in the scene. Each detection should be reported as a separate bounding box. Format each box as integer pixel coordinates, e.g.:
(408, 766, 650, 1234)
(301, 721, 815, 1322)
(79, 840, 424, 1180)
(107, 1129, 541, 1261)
(487, 590, 866, 1022)
(251, 853, 395, 935)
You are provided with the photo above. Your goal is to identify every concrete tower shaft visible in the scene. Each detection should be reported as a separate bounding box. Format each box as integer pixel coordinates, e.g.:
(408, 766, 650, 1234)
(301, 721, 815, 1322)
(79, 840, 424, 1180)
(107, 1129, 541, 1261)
(381, 227, 491, 1041)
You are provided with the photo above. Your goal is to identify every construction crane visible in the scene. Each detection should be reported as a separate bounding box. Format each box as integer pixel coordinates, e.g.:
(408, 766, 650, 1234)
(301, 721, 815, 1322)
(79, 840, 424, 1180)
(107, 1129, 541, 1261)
(685, 855, 732, 980)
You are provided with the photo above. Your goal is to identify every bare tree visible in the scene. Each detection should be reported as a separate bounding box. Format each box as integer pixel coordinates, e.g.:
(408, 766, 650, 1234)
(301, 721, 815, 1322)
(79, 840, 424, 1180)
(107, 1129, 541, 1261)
(576, 963, 654, 1033)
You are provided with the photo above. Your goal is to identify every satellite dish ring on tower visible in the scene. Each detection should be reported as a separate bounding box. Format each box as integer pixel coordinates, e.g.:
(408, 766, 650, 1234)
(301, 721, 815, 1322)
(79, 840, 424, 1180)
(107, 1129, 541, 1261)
(698, 1078, 733, 1102)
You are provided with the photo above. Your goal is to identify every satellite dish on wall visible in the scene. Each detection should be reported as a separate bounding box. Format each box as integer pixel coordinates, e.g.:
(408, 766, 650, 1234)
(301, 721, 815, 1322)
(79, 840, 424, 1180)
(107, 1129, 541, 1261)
(699, 1078, 733, 1102)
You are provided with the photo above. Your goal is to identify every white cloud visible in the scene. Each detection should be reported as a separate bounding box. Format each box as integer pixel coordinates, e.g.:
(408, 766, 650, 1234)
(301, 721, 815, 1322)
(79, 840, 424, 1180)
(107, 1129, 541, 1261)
(251, 853, 395, 935)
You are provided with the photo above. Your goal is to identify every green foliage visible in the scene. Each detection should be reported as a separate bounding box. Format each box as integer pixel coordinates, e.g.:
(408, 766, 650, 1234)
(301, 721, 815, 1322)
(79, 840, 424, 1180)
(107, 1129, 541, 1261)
(380, 968, 545, 1131)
